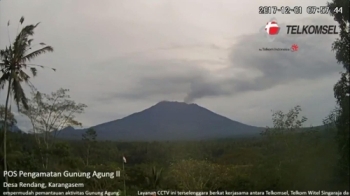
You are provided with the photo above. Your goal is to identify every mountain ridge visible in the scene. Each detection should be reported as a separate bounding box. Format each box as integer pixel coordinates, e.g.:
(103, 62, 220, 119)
(0, 121, 22, 132)
(57, 101, 265, 141)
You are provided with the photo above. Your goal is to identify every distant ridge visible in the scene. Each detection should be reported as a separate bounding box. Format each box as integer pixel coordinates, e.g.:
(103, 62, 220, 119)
(0, 121, 22, 133)
(57, 101, 264, 141)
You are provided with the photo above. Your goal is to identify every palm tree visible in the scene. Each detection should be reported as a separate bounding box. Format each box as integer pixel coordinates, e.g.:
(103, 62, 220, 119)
(0, 16, 54, 190)
(145, 166, 163, 190)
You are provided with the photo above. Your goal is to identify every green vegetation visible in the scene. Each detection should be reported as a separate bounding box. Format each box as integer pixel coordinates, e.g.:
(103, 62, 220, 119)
(0, 16, 54, 191)
(328, 0, 349, 185)
(0, 105, 348, 193)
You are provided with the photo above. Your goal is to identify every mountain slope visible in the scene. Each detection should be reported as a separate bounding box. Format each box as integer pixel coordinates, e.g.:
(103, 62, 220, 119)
(0, 121, 22, 132)
(57, 101, 264, 141)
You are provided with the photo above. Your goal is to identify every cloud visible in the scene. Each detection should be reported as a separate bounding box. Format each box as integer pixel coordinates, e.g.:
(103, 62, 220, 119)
(94, 59, 208, 102)
(97, 17, 341, 104)
(0, 0, 342, 128)
(159, 43, 228, 51)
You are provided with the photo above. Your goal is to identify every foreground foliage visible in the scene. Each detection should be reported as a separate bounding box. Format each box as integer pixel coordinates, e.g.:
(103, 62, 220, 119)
(0, 106, 348, 194)
(0, 16, 54, 190)
(327, 0, 349, 184)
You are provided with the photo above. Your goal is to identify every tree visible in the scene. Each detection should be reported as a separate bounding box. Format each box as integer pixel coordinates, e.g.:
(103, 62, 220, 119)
(257, 106, 310, 190)
(263, 105, 307, 133)
(0, 16, 54, 190)
(327, 0, 350, 182)
(20, 87, 87, 168)
(0, 106, 17, 170)
(145, 166, 163, 190)
(82, 128, 97, 166)
(0, 105, 17, 128)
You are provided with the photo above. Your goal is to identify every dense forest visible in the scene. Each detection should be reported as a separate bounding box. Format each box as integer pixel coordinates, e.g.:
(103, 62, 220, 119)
(0, 106, 349, 194)
(1, 0, 349, 195)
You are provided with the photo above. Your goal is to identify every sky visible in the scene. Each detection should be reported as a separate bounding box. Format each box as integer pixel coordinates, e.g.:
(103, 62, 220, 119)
(0, 0, 344, 131)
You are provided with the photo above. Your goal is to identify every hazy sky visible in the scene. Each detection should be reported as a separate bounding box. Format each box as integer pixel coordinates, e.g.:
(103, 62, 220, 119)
(0, 0, 343, 130)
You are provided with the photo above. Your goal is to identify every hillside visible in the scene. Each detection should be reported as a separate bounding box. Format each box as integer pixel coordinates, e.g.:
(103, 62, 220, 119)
(0, 121, 22, 132)
(57, 101, 264, 141)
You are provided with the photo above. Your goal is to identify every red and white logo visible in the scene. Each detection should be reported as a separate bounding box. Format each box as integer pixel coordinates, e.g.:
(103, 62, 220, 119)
(291, 44, 299, 52)
(265, 20, 280, 35)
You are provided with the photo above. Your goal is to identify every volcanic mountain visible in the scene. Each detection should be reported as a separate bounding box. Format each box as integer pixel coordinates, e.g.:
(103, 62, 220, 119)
(57, 101, 264, 141)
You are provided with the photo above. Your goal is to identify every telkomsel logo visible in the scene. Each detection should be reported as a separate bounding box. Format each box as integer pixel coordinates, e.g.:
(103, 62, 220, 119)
(265, 21, 280, 35)
(286, 25, 338, 34)
(260, 17, 339, 41)
(260, 17, 281, 42)
(259, 17, 299, 52)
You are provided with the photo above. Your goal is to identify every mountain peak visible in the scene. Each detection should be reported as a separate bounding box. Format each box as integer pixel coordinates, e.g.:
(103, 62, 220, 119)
(150, 101, 202, 112)
(155, 100, 197, 106)
(58, 101, 263, 141)
(61, 126, 75, 131)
